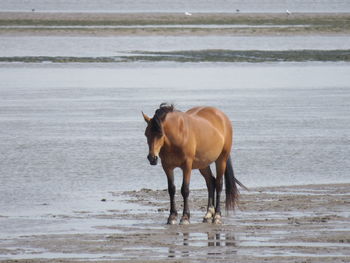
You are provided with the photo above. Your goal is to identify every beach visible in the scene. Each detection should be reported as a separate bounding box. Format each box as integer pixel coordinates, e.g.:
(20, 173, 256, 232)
(1, 184, 349, 262)
(0, 7, 349, 263)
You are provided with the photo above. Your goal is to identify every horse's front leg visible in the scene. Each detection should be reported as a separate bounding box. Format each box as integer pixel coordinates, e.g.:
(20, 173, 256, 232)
(180, 162, 192, 225)
(163, 166, 177, 225)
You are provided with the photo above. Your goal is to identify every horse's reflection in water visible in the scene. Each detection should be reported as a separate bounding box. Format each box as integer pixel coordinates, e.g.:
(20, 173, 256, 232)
(207, 231, 236, 247)
(168, 230, 236, 258)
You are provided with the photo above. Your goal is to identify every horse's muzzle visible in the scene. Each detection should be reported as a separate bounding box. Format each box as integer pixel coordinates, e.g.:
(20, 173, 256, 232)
(147, 154, 158, 165)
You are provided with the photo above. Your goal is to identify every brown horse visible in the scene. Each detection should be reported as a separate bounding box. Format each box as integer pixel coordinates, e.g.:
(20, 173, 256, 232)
(142, 103, 247, 225)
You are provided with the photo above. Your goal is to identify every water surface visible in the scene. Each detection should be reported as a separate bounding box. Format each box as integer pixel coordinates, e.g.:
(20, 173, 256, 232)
(1, 62, 349, 218)
(1, 0, 350, 13)
(1, 35, 350, 57)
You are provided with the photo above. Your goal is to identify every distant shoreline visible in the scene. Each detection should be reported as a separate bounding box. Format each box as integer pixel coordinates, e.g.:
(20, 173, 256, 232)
(1, 50, 350, 63)
(1, 12, 349, 36)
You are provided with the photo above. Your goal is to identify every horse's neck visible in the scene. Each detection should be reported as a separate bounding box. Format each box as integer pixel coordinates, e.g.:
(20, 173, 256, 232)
(162, 113, 189, 151)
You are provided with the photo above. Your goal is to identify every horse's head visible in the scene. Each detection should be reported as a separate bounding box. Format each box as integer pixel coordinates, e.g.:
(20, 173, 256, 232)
(142, 111, 165, 165)
(142, 104, 175, 166)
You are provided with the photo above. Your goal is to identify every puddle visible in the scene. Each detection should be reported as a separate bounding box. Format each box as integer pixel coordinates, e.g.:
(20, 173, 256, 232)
(0, 24, 312, 30)
(0, 251, 123, 261)
(240, 241, 350, 248)
(174, 231, 237, 247)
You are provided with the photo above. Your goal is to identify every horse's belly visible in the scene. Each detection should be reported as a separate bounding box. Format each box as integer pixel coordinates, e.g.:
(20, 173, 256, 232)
(192, 141, 225, 169)
(192, 158, 215, 170)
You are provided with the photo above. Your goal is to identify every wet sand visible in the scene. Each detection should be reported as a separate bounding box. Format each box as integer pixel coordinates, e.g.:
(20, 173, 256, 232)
(1, 12, 349, 36)
(1, 184, 349, 262)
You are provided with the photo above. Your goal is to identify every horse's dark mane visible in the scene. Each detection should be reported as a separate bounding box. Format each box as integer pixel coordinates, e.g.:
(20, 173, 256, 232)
(151, 103, 175, 133)
(154, 103, 175, 120)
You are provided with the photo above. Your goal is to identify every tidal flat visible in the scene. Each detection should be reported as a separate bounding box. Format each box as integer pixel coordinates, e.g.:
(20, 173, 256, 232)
(1, 49, 350, 63)
(0, 12, 349, 36)
(0, 8, 349, 263)
(0, 184, 349, 262)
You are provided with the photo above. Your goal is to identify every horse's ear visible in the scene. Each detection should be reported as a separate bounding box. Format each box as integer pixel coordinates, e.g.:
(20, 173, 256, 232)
(142, 111, 151, 124)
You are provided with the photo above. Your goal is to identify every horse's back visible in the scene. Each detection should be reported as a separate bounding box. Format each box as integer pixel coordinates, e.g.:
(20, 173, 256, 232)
(185, 106, 233, 168)
(186, 106, 232, 136)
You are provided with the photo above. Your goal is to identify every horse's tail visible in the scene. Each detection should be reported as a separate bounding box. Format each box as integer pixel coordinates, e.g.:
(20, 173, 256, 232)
(225, 155, 248, 211)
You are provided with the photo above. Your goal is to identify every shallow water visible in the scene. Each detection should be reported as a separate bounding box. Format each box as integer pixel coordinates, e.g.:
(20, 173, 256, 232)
(1, 35, 350, 57)
(1, 0, 350, 13)
(0, 25, 313, 29)
(0, 62, 350, 220)
(1, 184, 348, 262)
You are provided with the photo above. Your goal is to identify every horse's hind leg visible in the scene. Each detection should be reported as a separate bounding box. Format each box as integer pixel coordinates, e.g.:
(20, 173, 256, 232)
(199, 166, 216, 223)
(214, 156, 228, 224)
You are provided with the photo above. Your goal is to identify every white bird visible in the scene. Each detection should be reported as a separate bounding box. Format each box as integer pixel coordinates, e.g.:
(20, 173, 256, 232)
(286, 9, 291, 15)
(185, 12, 192, 16)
